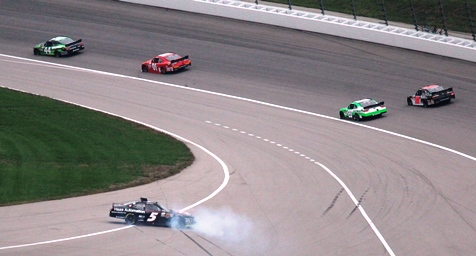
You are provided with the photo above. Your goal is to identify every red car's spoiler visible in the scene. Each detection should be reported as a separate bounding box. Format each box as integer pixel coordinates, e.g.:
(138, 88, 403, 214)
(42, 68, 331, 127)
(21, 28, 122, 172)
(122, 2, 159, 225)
(171, 55, 189, 63)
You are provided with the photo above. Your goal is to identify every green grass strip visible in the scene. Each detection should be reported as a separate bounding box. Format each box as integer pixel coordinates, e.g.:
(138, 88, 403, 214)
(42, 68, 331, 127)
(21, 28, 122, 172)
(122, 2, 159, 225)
(0, 88, 194, 206)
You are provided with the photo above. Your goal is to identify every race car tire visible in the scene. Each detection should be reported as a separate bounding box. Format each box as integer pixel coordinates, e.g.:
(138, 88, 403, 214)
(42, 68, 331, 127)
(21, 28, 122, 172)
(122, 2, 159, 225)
(353, 114, 360, 121)
(125, 213, 137, 225)
(141, 65, 148, 73)
(423, 100, 428, 108)
(407, 98, 413, 106)
(54, 51, 61, 58)
(339, 112, 345, 119)
(160, 67, 166, 74)
(33, 49, 39, 55)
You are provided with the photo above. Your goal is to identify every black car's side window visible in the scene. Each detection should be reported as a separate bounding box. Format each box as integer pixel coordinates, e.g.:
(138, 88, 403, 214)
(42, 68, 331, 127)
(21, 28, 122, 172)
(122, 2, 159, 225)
(348, 104, 354, 109)
(415, 90, 422, 96)
(145, 204, 159, 212)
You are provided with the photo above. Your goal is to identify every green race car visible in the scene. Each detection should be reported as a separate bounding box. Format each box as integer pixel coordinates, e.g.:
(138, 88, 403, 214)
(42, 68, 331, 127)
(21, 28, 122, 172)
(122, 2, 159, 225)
(33, 36, 84, 57)
(339, 98, 387, 121)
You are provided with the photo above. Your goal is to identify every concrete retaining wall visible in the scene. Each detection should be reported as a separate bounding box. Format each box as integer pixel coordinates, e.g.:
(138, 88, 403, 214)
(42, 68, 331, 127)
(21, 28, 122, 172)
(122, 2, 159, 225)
(121, 0, 476, 63)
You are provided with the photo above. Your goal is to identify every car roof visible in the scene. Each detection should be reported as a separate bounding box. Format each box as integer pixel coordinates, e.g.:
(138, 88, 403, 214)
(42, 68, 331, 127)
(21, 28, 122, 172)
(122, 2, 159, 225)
(422, 84, 440, 89)
(50, 36, 70, 41)
(422, 84, 444, 92)
(158, 53, 176, 57)
(354, 98, 375, 104)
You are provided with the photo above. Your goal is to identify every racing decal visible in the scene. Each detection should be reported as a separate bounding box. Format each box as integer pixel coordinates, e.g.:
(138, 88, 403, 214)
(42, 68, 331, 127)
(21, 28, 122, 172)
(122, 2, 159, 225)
(44, 47, 52, 54)
(147, 212, 158, 222)
(415, 96, 420, 104)
(151, 63, 158, 71)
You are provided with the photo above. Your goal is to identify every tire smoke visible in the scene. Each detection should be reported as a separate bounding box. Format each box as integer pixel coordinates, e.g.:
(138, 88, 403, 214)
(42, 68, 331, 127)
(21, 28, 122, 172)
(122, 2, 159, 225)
(191, 207, 252, 243)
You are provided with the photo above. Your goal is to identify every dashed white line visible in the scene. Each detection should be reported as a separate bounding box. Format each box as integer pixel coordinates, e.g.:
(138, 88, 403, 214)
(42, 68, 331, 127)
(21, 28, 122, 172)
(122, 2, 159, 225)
(206, 121, 396, 256)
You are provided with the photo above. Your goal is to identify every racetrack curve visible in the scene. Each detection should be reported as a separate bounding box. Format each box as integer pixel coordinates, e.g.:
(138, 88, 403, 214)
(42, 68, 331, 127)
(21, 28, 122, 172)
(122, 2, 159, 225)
(1, 0, 476, 255)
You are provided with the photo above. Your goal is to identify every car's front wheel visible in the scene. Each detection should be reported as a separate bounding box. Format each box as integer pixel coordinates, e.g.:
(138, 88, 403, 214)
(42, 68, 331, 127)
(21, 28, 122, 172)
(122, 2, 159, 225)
(339, 112, 345, 119)
(33, 49, 40, 55)
(125, 213, 137, 225)
(141, 65, 148, 72)
(407, 98, 413, 106)
(172, 217, 186, 229)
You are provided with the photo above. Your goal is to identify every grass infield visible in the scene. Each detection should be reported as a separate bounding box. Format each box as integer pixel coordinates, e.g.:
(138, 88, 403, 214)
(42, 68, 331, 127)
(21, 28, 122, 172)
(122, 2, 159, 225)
(0, 88, 194, 206)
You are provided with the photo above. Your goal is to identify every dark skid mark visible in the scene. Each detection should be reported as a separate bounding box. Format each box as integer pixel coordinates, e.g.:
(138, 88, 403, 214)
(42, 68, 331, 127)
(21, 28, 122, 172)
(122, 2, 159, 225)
(322, 188, 345, 216)
(347, 187, 369, 219)
(180, 230, 213, 256)
(192, 232, 235, 256)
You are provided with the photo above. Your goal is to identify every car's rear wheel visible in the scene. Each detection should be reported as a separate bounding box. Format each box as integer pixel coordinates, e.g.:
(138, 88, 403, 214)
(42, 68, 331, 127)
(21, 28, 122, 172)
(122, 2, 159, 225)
(125, 213, 137, 225)
(407, 98, 413, 106)
(33, 49, 40, 55)
(141, 65, 148, 72)
(339, 112, 345, 119)
(423, 100, 428, 108)
(54, 51, 61, 58)
(353, 114, 360, 121)
(160, 67, 167, 74)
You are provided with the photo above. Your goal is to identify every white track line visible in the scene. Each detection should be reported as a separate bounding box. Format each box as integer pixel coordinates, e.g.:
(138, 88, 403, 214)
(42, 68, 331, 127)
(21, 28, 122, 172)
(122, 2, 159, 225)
(0, 226, 132, 251)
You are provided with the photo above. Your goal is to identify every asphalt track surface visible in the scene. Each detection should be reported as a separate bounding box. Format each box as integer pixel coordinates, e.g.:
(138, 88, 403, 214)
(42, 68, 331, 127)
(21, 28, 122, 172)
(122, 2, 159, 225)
(1, 0, 476, 255)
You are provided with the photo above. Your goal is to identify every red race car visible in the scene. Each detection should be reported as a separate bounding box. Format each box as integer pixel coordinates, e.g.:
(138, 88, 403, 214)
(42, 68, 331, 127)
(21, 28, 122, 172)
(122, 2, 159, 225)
(141, 53, 191, 74)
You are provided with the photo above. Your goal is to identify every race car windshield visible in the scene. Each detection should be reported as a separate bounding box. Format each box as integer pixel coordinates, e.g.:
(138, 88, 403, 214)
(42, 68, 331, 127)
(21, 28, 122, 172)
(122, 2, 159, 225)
(58, 37, 74, 44)
(359, 100, 378, 107)
(158, 204, 169, 211)
(165, 54, 181, 61)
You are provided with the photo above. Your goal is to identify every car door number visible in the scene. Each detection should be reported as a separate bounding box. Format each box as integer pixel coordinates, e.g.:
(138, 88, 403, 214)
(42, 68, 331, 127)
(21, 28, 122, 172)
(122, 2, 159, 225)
(147, 212, 158, 222)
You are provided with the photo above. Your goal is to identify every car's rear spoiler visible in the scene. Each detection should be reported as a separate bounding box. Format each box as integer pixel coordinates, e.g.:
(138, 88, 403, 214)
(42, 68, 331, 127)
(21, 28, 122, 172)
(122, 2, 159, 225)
(364, 101, 385, 109)
(66, 39, 82, 47)
(431, 87, 453, 94)
(171, 55, 189, 63)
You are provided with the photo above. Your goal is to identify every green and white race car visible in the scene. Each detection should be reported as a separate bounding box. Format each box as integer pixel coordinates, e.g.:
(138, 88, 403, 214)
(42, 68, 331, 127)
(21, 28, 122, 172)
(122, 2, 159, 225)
(339, 98, 387, 121)
(33, 36, 84, 57)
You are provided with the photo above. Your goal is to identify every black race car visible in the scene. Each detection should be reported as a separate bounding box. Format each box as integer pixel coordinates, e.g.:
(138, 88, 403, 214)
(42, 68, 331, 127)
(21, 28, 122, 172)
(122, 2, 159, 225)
(407, 84, 455, 107)
(109, 198, 195, 229)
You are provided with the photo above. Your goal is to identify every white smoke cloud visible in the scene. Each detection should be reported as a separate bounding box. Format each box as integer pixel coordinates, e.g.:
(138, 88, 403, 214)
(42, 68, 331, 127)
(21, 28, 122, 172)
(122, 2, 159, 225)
(191, 207, 252, 243)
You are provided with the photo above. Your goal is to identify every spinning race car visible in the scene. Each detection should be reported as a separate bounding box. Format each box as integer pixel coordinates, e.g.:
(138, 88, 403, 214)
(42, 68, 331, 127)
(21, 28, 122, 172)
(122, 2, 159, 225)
(339, 98, 387, 121)
(141, 53, 191, 74)
(407, 84, 455, 107)
(33, 36, 84, 57)
(109, 198, 195, 229)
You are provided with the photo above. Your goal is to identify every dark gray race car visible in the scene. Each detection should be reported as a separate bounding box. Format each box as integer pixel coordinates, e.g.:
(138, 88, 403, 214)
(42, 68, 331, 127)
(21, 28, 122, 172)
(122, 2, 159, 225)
(109, 197, 195, 229)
